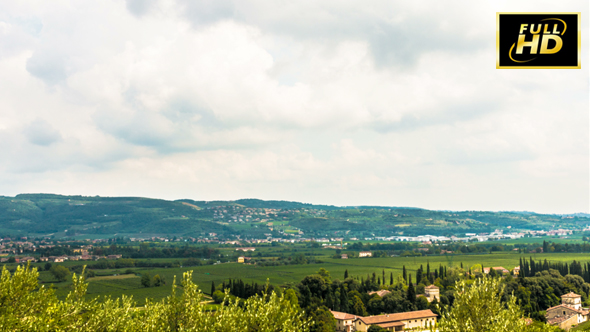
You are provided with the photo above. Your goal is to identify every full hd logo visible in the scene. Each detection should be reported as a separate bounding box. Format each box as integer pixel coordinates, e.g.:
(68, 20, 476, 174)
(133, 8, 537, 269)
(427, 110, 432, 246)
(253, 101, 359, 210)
(497, 13, 581, 69)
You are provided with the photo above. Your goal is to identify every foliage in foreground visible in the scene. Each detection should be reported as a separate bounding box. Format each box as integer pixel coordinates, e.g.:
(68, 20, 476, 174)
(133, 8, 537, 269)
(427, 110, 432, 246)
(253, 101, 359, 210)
(0, 263, 311, 332)
(438, 277, 562, 332)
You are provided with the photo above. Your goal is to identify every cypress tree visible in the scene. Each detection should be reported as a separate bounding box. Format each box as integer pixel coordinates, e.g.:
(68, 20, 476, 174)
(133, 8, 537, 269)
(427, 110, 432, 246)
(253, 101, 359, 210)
(325, 289, 334, 309)
(407, 277, 416, 304)
(417, 265, 423, 284)
(211, 281, 215, 295)
(543, 240, 548, 253)
(403, 266, 407, 282)
(383, 270, 385, 285)
(390, 272, 394, 285)
(340, 285, 349, 312)
(344, 269, 349, 279)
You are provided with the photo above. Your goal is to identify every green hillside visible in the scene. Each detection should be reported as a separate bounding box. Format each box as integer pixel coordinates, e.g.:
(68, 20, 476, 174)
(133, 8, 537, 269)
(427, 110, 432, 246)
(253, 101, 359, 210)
(0, 194, 588, 238)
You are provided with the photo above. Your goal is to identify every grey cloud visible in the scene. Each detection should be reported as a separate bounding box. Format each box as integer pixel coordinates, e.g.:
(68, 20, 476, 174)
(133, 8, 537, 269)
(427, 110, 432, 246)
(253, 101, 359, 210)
(23, 119, 62, 146)
(125, 0, 158, 17)
(176, 0, 236, 26)
(175, 1, 488, 67)
(26, 51, 67, 85)
(162, 99, 223, 128)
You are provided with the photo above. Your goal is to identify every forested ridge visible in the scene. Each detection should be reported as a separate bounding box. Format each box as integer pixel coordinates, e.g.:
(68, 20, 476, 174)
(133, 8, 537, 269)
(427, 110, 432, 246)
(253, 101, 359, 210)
(1, 194, 587, 238)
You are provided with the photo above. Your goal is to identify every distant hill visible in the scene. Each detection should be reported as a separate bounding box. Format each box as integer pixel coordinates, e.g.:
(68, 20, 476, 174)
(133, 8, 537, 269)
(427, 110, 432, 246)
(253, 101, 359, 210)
(0, 194, 588, 239)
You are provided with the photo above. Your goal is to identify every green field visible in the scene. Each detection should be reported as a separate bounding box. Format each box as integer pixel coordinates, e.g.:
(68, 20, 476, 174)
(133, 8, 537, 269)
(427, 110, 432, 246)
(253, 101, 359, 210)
(21, 251, 590, 305)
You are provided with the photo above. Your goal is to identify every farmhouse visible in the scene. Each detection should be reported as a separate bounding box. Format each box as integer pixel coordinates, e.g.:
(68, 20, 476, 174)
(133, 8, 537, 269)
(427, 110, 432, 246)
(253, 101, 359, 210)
(353, 310, 437, 331)
(546, 292, 589, 330)
(424, 285, 440, 302)
(358, 251, 372, 258)
(331, 311, 358, 332)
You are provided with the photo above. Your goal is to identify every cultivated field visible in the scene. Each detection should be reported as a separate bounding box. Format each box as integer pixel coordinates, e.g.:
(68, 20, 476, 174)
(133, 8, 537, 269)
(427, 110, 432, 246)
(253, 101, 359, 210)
(27, 251, 590, 305)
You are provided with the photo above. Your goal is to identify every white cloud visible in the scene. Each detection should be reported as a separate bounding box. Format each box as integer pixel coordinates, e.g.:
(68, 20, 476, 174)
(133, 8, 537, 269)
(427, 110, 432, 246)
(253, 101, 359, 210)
(0, 0, 587, 213)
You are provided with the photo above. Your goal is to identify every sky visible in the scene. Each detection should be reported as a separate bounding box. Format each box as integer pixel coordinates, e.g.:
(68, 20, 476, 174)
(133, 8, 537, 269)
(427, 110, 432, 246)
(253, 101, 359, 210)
(0, 0, 588, 214)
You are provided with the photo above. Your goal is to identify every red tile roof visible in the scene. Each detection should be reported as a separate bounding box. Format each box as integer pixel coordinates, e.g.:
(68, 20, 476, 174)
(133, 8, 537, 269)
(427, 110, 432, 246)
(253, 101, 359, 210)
(357, 310, 437, 325)
(330, 311, 357, 320)
(546, 304, 588, 315)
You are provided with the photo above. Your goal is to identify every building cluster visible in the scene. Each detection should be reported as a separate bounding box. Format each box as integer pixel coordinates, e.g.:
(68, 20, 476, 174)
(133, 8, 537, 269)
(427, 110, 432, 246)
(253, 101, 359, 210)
(331, 309, 437, 331)
(546, 292, 589, 331)
(1, 254, 123, 263)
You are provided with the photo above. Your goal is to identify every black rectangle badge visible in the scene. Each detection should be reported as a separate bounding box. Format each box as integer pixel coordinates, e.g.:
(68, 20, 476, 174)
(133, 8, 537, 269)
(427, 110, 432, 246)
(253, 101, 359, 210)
(497, 13, 581, 69)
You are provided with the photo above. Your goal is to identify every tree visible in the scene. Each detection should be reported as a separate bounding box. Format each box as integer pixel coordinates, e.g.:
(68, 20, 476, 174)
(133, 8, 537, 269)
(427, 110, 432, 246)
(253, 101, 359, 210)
(284, 289, 300, 310)
(50, 265, 70, 282)
(153, 274, 163, 287)
(438, 277, 559, 332)
(141, 272, 151, 287)
(406, 279, 416, 304)
(344, 269, 349, 279)
(212, 290, 225, 304)
(351, 295, 368, 316)
(309, 305, 336, 332)
(368, 325, 388, 332)
(44, 262, 52, 271)
(318, 268, 331, 283)
(403, 266, 407, 282)
(1, 264, 312, 331)
(211, 281, 216, 295)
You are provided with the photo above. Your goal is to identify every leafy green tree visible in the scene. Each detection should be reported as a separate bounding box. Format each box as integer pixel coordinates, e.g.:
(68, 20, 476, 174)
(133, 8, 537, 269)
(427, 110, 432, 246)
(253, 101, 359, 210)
(212, 290, 225, 304)
(0, 263, 312, 331)
(50, 265, 70, 282)
(141, 272, 151, 287)
(416, 296, 429, 310)
(351, 295, 368, 316)
(308, 305, 336, 332)
(153, 274, 162, 287)
(438, 277, 559, 332)
(317, 268, 331, 283)
(368, 325, 388, 332)
(284, 289, 300, 310)
(44, 262, 52, 271)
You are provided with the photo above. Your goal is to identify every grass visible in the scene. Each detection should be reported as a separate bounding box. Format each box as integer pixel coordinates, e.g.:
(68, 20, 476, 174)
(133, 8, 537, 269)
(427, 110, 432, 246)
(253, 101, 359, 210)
(6, 251, 590, 306)
(571, 319, 590, 331)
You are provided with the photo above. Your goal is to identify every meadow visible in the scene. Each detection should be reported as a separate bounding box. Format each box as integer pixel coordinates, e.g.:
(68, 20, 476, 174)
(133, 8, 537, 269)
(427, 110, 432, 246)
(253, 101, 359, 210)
(20, 251, 590, 305)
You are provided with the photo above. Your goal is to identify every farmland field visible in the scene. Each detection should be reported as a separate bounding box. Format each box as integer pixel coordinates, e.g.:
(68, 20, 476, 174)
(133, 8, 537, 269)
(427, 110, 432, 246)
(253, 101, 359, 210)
(25, 251, 590, 305)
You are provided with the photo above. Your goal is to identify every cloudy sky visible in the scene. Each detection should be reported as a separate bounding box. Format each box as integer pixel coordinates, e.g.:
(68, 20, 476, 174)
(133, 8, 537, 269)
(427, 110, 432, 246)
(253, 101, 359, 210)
(0, 1, 588, 213)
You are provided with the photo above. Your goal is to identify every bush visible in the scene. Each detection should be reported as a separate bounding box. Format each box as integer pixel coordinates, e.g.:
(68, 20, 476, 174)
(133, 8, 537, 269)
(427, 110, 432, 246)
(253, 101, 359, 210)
(50, 265, 70, 282)
(212, 290, 225, 304)
(0, 263, 312, 331)
(141, 273, 151, 287)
